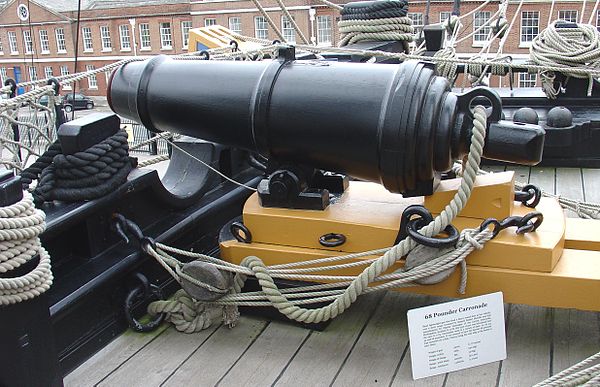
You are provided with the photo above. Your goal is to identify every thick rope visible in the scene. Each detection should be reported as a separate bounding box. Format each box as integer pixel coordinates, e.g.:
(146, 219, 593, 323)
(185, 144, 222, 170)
(530, 21, 600, 98)
(338, 17, 414, 46)
(534, 351, 600, 386)
(0, 192, 52, 305)
(146, 107, 489, 332)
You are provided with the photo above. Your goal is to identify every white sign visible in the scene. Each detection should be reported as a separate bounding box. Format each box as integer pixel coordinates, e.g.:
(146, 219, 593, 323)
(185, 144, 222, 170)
(407, 292, 506, 380)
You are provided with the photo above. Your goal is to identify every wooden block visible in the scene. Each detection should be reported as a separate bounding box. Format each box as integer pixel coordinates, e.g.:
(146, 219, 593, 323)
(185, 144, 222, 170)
(565, 218, 600, 251)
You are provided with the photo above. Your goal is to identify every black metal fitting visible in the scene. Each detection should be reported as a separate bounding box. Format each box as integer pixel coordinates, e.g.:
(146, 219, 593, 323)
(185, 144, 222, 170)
(396, 205, 459, 248)
(108, 57, 545, 197)
(123, 272, 165, 332)
(46, 78, 60, 96)
(112, 213, 156, 251)
(514, 184, 542, 208)
(319, 233, 347, 247)
(4, 78, 16, 98)
(230, 221, 252, 243)
(480, 212, 544, 239)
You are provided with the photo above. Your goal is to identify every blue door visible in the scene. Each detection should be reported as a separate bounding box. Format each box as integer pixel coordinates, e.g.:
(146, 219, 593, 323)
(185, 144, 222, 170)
(13, 66, 24, 95)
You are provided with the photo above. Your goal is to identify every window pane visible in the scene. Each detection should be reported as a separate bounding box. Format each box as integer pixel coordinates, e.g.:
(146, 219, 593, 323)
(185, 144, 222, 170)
(39, 30, 50, 53)
(520, 11, 539, 43)
(316, 15, 332, 46)
(181, 21, 192, 48)
(101, 26, 112, 50)
(229, 17, 242, 34)
(139, 23, 151, 49)
(254, 16, 268, 40)
(473, 11, 491, 43)
(558, 10, 578, 23)
(205, 18, 216, 27)
(86, 64, 97, 89)
(281, 16, 296, 43)
(119, 25, 131, 50)
(407, 12, 424, 36)
(160, 22, 173, 49)
(8, 32, 18, 54)
(55, 28, 67, 52)
(518, 73, 537, 88)
(82, 27, 93, 51)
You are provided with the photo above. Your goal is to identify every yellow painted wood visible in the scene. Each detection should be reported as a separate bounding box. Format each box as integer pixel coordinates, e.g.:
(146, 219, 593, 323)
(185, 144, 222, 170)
(221, 242, 600, 311)
(425, 171, 515, 219)
(242, 180, 564, 272)
(565, 218, 600, 251)
(188, 25, 263, 51)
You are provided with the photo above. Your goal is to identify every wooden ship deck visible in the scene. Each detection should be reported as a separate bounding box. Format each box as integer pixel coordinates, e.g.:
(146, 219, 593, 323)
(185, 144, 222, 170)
(65, 166, 600, 387)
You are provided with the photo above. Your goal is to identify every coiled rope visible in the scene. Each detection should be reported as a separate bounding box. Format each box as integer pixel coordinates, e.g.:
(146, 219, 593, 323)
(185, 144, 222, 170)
(21, 129, 137, 203)
(145, 106, 491, 332)
(338, 0, 413, 48)
(530, 21, 600, 98)
(0, 192, 52, 305)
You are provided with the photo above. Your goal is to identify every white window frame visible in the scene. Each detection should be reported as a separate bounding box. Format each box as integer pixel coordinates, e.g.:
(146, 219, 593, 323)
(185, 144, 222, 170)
(82, 26, 93, 52)
(139, 23, 151, 50)
(440, 11, 452, 23)
(23, 30, 33, 54)
(281, 16, 296, 43)
(0, 38, 4, 55)
(181, 21, 192, 49)
(229, 17, 242, 34)
(8, 31, 18, 55)
(55, 28, 67, 53)
(119, 25, 131, 51)
(160, 22, 173, 50)
(100, 26, 112, 51)
(520, 11, 539, 47)
(39, 30, 50, 54)
(28, 66, 37, 82)
(44, 66, 53, 80)
(407, 12, 424, 37)
(204, 18, 217, 27)
(558, 10, 578, 23)
(473, 11, 492, 47)
(316, 15, 332, 46)
(254, 16, 268, 40)
(60, 65, 71, 90)
(518, 72, 537, 88)
(597, 10, 600, 30)
(0, 68, 7, 85)
(86, 64, 97, 89)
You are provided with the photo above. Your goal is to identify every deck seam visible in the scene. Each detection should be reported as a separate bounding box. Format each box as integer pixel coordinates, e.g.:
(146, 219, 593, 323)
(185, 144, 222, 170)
(270, 330, 314, 386)
(549, 308, 555, 378)
(386, 342, 410, 387)
(327, 294, 386, 387)
(92, 324, 170, 387)
(213, 320, 272, 387)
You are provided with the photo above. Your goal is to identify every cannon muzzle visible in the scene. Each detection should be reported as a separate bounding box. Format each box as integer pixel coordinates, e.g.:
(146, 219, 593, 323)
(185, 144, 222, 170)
(108, 49, 544, 196)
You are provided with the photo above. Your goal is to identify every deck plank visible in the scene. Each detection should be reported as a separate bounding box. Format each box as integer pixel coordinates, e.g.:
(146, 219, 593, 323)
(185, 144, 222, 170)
(215, 320, 310, 387)
(162, 316, 269, 387)
(330, 292, 422, 387)
(582, 168, 600, 202)
(96, 324, 219, 387)
(556, 168, 584, 218)
(528, 167, 556, 195)
(274, 292, 385, 387)
(552, 309, 600, 376)
(64, 323, 169, 387)
(498, 305, 553, 386)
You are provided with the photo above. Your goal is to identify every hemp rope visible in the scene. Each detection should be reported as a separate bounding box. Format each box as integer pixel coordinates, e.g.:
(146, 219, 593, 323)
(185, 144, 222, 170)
(146, 106, 490, 332)
(534, 351, 600, 386)
(0, 192, 52, 305)
(530, 21, 600, 98)
(338, 17, 414, 47)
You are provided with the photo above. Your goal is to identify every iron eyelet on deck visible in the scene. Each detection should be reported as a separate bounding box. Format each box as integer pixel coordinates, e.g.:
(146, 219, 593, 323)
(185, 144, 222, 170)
(230, 221, 252, 243)
(123, 273, 165, 333)
(319, 233, 347, 247)
(397, 205, 459, 248)
(515, 184, 542, 208)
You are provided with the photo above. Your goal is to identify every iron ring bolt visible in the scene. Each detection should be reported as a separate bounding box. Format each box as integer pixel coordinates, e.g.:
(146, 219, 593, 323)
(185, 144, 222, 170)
(230, 221, 252, 243)
(515, 184, 542, 208)
(319, 233, 346, 247)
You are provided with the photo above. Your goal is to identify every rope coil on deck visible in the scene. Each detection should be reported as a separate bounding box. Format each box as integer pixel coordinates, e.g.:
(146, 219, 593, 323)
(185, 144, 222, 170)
(0, 192, 52, 305)
(141, 106, 492, 332)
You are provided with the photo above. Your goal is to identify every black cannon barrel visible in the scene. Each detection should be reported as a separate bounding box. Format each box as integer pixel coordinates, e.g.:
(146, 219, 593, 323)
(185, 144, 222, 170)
(108, 50, 544, 195)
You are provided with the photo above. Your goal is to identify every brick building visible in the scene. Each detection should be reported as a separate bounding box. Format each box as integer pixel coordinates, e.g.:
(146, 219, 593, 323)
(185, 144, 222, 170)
(0, 0, 598, 95)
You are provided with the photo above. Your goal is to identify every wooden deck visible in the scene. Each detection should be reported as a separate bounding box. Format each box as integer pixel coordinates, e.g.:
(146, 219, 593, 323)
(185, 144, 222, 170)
(66, 166, 600, 387)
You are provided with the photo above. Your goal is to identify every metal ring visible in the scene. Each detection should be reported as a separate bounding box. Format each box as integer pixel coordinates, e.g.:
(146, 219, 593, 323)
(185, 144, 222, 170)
(123, 284, 165, 333)
(229, 40, 239, 52)
(396, 205, 434, 244)
(319, 233, 346, 247)
(480, 218, 503, 238)
(199, 50, 210, 60)
(520, 184, 542, 208)
(406, 219, 460, 248)
(517, 212, 544, 234)
(230, 221, 252, 243)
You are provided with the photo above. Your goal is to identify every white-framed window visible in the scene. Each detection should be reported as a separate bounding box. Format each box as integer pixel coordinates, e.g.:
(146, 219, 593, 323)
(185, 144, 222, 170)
(0, 68, 7, 84)
(317, 15, 332, 46)
(181, 21, 192, 48)
(254, 16, 268, 40)
(8, 31, 18, 54)
(23, 30, 33, 54)
(520, 11, 539, 45)
(597, 10, 600, 30)
(55, 28, 67, 53)
(86, 65, 97, 89)
(160, 22, 173, 49)
(204, 18, 217, 27)
(119, 25, 131, 51)
(100, 26, 112, 51)
(229, 17, 242, 34)
(558, 10, 578, 23)
(408, 12, 424, 36)
(28, 66, 37, 82)
(440, 11, 452, 23)
(60, 65, 71, 90)
(39, 30, 50, 53)
(473, 11, 492, 45)
(281, 16, 296, 43)
(82, 27, 93, 52)
(139, 23, 151, 50)
(518, 73, 537, 88)
(44, 66, 53, 79)
(0, 38, 3, 54)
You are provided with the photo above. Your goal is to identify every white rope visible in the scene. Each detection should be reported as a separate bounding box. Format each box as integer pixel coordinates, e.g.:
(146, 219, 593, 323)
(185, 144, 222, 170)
(145, 106, 490, 332)
(0, 192, 52, 305)
(274, 0, 309, 44)
(338, 17, 414, 47)
(534, 351, 600, 386)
